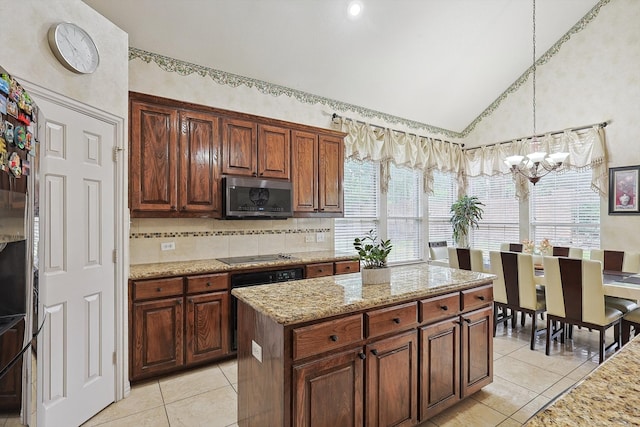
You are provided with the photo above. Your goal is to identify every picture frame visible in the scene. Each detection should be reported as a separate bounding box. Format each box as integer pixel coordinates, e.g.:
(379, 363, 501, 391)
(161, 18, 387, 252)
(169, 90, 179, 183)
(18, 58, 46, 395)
(609, 166, 640, 214)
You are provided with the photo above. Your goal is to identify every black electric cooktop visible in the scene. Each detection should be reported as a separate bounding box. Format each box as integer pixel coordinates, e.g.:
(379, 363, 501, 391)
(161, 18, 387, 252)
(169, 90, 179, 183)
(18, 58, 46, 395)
(216, 253, 298, 265)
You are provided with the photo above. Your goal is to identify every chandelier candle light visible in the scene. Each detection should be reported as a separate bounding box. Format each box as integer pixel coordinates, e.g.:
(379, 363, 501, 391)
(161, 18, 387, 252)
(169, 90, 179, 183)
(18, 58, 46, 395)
(504, 0, 569, 185)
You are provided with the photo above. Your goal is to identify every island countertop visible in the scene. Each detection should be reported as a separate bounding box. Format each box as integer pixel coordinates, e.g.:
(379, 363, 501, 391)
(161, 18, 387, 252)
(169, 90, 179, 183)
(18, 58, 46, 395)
(232, 263, 495, 325)
(129, 250, 357, 280)
(526, 335, 640, 426)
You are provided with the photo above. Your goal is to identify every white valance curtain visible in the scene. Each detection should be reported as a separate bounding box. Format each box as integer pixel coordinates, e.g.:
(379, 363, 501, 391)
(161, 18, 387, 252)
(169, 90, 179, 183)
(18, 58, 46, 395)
(334, 117, 607, 200)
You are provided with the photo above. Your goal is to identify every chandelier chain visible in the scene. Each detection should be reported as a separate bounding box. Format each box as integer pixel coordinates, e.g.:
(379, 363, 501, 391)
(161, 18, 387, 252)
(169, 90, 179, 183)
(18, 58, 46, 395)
(532, 0, 536, 139)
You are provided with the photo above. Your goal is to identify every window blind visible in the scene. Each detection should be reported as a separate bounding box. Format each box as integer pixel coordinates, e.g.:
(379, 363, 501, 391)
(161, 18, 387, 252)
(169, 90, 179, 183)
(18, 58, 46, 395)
(467, 174, 519, 256)
(334, 160, 379, 253)
(387, 164, 422, 263)
(530, 169, 600, 256)
(428, 171, 458, 246)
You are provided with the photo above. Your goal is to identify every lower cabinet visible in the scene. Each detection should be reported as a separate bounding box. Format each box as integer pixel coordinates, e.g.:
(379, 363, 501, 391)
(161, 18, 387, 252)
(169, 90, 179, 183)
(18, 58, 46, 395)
(461, 305, 493, 397)
(0, 319, 24, 412)
(129, 273, 230, 381)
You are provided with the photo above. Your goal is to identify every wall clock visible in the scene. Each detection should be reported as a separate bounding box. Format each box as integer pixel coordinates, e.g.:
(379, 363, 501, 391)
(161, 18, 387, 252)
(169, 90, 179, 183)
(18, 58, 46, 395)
(48, 22, 100, 74)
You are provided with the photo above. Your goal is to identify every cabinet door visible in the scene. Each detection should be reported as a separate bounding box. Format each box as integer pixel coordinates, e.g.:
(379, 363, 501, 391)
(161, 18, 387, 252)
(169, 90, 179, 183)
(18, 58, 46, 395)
(0, 319, 24, 411)
(318, 135, 343, 214)
(131, 297, 184, 381)
(179, 111, 222, 215)
(222, 118, 257, 176)
(461, 306, 493, 397)
(291, 130, 318, 213)
(185, 291, 230, 364)
(130, 100, 179, 213)
(366, 330, 418, 427)
(258, 124, 290, 179)
(419, 317, 460, 420)
(293, 347, 364, 427)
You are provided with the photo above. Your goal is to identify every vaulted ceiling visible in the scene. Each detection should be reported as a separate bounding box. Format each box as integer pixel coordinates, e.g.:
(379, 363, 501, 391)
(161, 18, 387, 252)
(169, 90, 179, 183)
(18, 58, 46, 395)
(85, 0, 601, 135)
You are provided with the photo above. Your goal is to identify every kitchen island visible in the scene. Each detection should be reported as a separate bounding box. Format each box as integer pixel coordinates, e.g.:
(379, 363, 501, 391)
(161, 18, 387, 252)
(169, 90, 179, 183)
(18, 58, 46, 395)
(232, 263, 496, 427)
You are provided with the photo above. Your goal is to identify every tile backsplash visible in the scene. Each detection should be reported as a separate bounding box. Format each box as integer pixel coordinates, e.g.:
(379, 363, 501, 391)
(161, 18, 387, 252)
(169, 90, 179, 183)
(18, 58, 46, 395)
(129, 217, 335, 265)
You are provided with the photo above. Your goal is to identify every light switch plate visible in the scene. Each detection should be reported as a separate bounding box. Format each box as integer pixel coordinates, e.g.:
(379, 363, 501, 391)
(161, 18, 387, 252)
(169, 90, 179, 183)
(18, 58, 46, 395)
(161, 242, 175, 251)
(251, 340, 263, 363)
(316, 232, 325, 242)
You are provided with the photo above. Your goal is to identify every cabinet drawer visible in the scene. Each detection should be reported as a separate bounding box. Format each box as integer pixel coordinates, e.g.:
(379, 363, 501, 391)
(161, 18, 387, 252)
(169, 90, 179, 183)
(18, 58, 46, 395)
(420, 293, 461, 324)
(366, 302, 418, 338)
(132, 277, 184, 301)
(186, 273, 228, 294)
(334, 260, 360, 275)
(306, 262, 334, 278)
(293, 314, 363, 360)
(461, 285, 493, 311)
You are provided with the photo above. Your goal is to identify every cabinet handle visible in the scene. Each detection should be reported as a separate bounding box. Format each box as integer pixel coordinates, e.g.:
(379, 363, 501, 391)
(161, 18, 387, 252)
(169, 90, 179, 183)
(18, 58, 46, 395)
(371, 349, 378, 356)
(477, 295, 485, 301)
(345, 266, 351, 270)
(170, 205, 177, 211)
(253, 172, 257, 176)
(156, 287, 162, 292)
(206, 282, 212, 287)
(330, 335, 339, 342)
(463, 318, 471, 324)
(454, 320, 463, 326)
(182, 205, 187, 210)
(358, 352, 366, 360)
(318, 269, 323, 273)
(189, 298, 193, 304)
(177, 299, 182, 305)
(393, 317, 401, 324)
(440, 305, 448, 311)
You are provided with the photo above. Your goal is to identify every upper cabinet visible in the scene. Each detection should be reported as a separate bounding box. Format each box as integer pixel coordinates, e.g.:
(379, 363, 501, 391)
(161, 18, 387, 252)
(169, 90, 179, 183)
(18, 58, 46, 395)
(129, 92, 344, 218)
(222, 119, 290, 179)
(292, 131, 344, 216)
(129, 94, 222, 218)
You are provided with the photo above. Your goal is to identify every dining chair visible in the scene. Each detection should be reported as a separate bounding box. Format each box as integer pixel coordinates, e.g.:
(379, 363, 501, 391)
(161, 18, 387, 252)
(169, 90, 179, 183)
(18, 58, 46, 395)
(551, 246, 583, 259)
(490, 251, 546, 350)
(428, 241, 449, 267)
(590, 249, 640, 314)
(447, 247, 484, 272)
(499, 243, 523, 253)
(621, 307, 640, 345)
(543, 257, 623, 364)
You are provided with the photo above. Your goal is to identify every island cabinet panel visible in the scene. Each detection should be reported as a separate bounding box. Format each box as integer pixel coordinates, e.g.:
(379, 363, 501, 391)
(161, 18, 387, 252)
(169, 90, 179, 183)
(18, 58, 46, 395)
(293, 314, 363, 361)
(366, 302, 418, 339)
(185, 291, 229, 364)
(365, 330, 418, 427)
(335, 260, 360, 275)
(419, 317, 460, 419)
(130, 101, 178, 212)
(293, 347, 365, 427)
(461, 305, 493, 397)
(131, 297, 184, 380)
(222, 118, 257, 177)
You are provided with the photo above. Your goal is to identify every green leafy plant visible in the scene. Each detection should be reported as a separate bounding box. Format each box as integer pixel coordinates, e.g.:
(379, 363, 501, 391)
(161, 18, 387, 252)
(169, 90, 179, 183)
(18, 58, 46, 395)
(449, 195, 484, 248)
(353, 229, 392, 269)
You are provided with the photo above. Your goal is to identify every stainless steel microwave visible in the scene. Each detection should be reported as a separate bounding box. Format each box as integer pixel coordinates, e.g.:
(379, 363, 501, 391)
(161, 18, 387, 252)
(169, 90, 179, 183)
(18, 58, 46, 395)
(222, 176, 293, 219)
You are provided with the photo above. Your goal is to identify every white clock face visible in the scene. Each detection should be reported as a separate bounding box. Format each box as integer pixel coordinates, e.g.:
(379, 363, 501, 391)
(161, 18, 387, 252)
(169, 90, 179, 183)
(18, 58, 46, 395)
(48, 23, 100, 74)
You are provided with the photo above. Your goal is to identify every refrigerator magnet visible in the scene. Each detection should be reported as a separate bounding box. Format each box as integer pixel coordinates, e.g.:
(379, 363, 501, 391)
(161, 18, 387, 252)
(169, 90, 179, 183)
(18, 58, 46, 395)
(7, 100, 18, 117)
(0, 94, 6, 115)
(4, 121, 14, 145)
(8, 151, 21, 177)
(15, 125, 26, 149)
(21, 158, 30, 176)
(0, 76, 8, 95)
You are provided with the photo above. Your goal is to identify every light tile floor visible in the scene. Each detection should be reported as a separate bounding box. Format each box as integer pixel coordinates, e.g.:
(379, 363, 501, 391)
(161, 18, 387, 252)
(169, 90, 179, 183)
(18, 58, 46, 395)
(1, 318, 616, 427)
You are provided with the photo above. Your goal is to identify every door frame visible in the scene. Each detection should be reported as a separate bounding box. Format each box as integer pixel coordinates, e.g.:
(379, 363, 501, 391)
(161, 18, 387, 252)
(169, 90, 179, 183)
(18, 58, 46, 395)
(20, 79, 130, 409)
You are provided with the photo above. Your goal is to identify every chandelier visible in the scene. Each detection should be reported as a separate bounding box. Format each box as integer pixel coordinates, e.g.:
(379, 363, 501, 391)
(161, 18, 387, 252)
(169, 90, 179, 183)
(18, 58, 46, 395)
(504, 0, 568, 185)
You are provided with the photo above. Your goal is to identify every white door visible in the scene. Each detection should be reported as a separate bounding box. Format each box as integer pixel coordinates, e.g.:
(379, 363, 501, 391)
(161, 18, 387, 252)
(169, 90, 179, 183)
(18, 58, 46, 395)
(36, 97, 116, 427)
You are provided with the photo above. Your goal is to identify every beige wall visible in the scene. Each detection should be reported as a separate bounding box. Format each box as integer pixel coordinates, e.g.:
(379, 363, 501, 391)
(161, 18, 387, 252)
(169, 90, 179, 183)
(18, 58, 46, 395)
(0, 0, 128, 118)
(464, 0, 640, 251)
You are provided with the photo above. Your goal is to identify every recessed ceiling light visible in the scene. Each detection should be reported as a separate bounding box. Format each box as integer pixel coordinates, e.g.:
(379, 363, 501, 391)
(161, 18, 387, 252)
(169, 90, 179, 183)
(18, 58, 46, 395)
(348, 1, 363, 18)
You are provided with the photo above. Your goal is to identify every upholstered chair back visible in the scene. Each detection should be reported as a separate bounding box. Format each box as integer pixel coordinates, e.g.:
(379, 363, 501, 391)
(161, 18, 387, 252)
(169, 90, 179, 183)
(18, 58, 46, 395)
(543, 257, 609, 325)
(551, 246, 583, 259)
(448, 247, 484, 272)
(428, 241, 448, 261)
(590, 250, 640, 273)
(499, 243, 523, 253)
(490, 251, 538, 310)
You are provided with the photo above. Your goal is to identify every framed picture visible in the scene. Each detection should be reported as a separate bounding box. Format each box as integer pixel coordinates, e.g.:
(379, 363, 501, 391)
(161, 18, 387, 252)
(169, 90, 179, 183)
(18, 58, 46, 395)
(609, 166, 640, 214)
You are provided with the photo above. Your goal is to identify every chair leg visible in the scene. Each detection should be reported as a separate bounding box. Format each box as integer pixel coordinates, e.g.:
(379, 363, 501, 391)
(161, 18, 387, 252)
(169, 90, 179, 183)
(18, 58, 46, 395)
(622, 320, 631, 345)
(530, 311, 536, 350)
(511, 311, 516, 328)
(599, 329, 605, 364)
(545, 315, 551, 356)
(521, 311, 526, 327)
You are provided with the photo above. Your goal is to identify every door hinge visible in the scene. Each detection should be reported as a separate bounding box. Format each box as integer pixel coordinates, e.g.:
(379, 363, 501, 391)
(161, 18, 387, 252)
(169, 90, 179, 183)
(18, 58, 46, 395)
(113, 352, 117, 365)
(113, 146, 124, 162)
(112, 249, 118, 263)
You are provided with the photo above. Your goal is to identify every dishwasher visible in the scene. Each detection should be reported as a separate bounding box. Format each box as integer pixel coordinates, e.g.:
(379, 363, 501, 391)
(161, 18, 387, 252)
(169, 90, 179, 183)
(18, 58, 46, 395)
(230, 267, 304, 351)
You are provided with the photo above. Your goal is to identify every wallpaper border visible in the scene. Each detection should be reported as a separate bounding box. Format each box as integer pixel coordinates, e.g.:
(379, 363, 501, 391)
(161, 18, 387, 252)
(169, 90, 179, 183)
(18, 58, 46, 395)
(130, 228, 331, 239)
(128, 0, 611, 139)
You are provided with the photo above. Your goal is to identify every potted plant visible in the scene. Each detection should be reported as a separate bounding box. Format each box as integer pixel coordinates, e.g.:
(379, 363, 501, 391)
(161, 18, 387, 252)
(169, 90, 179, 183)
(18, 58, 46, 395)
(449, 195, 484, 248)
(354, 229, 393, 285)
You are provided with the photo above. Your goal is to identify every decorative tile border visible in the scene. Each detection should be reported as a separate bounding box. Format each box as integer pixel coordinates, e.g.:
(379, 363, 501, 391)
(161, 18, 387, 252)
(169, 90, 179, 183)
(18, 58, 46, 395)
(130, 228, 331, 239)
(128, 0, 610, 139)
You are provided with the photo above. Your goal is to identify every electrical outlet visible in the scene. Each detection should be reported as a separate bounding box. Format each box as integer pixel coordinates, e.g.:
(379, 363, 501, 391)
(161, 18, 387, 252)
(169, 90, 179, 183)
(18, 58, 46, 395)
(161, 242, 175, 251)
(251, 340, 263, 363)
(305, 234, 315, 243)
(316, 232, 325, 242)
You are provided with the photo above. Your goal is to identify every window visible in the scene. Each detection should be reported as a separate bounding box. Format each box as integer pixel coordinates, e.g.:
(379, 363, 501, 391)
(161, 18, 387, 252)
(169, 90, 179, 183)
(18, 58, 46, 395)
(530, 169, 599, 256)
(467, 174, 519, 255)
(427, 171, 458, 246)
(387, 165, 422, 263)
(334, 160, 379, 254)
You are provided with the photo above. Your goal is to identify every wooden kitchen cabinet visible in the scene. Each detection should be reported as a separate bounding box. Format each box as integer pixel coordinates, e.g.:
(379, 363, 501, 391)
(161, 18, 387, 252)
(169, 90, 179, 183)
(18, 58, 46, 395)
(222, 119, 290, 179)
(305, 259, 359, 279)
(129, 272, 231, 381)
(0, 319, 24, 411)
(292, 130, 344, 216)
(460, 305, 493, 397)
(129, 93, 222, 217)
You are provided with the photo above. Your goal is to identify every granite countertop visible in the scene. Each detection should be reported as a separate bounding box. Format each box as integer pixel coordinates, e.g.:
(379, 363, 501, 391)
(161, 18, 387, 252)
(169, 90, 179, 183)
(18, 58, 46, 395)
(232, 263, 495, 325)
(129, 250, 358, 280)
(526, 336, 640, 426)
